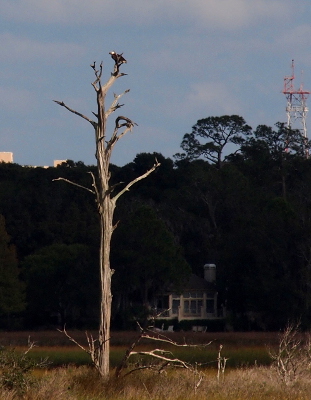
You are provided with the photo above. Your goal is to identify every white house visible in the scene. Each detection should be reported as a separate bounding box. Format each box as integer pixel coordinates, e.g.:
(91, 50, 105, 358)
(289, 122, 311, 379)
(156, 264, 221, 322)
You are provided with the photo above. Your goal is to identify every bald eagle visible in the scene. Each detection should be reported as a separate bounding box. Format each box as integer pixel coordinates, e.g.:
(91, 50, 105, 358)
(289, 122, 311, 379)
(109, 51, 127, 65)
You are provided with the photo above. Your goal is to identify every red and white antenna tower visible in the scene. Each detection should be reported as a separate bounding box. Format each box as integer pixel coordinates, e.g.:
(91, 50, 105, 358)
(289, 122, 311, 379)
(283, 60, 310, 153)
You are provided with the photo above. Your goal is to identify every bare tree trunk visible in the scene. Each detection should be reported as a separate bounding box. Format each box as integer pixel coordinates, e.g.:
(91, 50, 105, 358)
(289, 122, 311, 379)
(54, 54, 160, 378)
(98, 203, 114, 376)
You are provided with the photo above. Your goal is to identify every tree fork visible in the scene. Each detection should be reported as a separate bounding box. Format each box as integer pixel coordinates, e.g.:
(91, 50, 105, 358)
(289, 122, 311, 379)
(54, 54, 160, 378)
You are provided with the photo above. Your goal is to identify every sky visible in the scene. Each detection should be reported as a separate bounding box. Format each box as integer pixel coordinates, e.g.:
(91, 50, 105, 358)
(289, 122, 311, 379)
(1, 0, 311, 167)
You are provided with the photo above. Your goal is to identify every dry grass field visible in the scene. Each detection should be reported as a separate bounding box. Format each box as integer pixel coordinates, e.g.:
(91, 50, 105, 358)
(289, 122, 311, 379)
(0, 365, 309, 400)
(0, 330, 309, 399)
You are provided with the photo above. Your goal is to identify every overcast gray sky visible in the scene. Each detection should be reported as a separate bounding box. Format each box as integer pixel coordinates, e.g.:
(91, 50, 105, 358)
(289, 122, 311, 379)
(1, 0, 311, 167)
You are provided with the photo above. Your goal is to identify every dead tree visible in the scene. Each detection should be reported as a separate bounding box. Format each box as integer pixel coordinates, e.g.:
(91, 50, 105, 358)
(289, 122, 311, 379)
(54, 54, 160, 378)
(115, 321, 213, 380)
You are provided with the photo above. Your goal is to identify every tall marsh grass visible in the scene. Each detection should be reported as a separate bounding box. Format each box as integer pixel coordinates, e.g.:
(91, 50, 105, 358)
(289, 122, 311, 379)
(11, 365, 311, 399)
(0, 330, 309, 398)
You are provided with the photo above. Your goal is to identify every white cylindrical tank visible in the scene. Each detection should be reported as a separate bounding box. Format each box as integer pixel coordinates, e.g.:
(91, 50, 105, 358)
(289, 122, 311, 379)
(204, 264, 216, 283)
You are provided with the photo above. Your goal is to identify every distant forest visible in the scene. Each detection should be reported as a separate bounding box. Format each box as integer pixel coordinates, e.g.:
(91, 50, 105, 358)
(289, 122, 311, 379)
(1, 115, 311, 331)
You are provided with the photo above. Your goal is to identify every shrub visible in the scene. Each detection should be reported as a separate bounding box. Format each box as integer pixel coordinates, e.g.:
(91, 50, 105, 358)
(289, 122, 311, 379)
(0, 345, 49, 394)
(269, 322, 311, 386)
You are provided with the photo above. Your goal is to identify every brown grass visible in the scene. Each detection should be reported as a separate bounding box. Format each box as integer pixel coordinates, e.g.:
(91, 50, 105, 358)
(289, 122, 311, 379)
(0, 331, 309, 399)
(14, 365, 311, 400)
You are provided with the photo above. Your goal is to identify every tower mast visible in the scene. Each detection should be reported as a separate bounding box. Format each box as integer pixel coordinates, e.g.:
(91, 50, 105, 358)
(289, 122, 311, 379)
(283, 60, 310, 156)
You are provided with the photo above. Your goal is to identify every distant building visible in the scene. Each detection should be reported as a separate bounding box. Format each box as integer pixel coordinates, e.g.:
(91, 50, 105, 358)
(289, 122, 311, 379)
(155, 264, 223, 322)
(54, 160, 67, 167)
(0, 152, 13, 163)
(0, 154, 69, 168)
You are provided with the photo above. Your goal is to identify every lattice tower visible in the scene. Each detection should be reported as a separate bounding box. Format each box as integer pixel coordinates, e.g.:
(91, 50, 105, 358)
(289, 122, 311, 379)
(283, 60, 310, 155)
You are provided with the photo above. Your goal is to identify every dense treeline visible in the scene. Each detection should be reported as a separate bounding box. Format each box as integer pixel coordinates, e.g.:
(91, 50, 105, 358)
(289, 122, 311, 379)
(1, 115, 311, 331)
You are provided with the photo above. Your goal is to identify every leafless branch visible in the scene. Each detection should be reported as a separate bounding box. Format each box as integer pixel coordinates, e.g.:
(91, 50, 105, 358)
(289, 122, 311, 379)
(57, 327, 88, 354)
(115, 332, 143, 378)
(217, 345, 229, 383)
(105, 89, 130, 119)
(113, 159, 161, 202)
(115, 116, 137, 130)
(24, 336, 37, 355)
(119, 349, 193, 379)
(142, 332, 213, 348)
(88, 171, 100, 201)
(52, 177, 95, 194)
(130, 349, 192, 369)
(85, 332, 100, 369)
(53, 100, 96, 128)
(106, 181, 124, 196)
(58, 326, 112, 371)
(105, 123, 135, 153)
(101, 69, 124, 95)
(194, 367, 204, 393)
(268, 322, 311, 385)
(91, 61, 103, 92)
(109, 117, 137, 145)
(116, 319, 213, 379)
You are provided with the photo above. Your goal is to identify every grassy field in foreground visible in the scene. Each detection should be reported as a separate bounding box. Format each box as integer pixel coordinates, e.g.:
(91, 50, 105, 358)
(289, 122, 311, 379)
(0, 330, 279, 369)
(20, 343, 272, 369)
(0, 331, 309, 399)
(2, 365, 311, 400)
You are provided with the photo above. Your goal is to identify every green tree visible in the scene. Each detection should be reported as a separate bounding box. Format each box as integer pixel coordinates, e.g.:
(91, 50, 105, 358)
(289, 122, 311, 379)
(22, 243, 98, 327)
(175, 115, 252, 169)
(239, 122, 309, 199)
(112, 205, 191, 316)
(0, 215, 25, 325)
(246, 123, 308, 159)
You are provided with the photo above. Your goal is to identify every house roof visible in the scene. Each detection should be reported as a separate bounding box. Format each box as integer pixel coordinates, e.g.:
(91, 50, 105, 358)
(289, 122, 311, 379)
(184, 274, 216, 292)
(166, 274, 216, 294)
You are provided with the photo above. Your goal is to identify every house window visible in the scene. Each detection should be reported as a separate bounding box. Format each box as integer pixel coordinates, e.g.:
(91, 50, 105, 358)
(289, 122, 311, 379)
(172, 299, 180, 315)
(183, 292, 203, 299)
(184, 299, 203, 315)
(206, 299, 214, 314)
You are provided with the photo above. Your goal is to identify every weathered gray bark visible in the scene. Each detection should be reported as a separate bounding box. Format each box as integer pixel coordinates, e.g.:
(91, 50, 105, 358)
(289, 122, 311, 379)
(54, 56, 160, 377)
